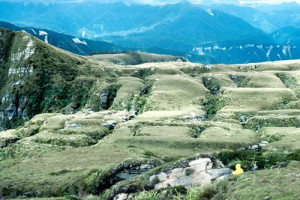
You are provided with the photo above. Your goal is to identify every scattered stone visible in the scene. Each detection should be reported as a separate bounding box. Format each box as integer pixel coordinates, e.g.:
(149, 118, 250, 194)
(113, 193, 129, 200)
(197, 114, 207, 121)
(259, 141, 269, 149)
(260, 141, 269, 145)
(128, 111, 136, 120)
(82, 109, 95, 115)
(192, 127, 202, 138)
(100, 92, 109, 109)
(102, 120, 117, 130)
(65, 123, 82, 129)
(255, 125, 261, 131)
(240, 116, 248, 123)
(63, 108, 75, 115)
(249, 145, 259, 150)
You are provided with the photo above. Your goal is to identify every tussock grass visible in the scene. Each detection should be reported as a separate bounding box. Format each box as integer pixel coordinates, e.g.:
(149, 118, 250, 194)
(222, 87, 297, 110)
(221, 161, 300, 200)
(260, 127, 300, 150)
(144, 75, 208, 111)
(89, 51, 185, 65)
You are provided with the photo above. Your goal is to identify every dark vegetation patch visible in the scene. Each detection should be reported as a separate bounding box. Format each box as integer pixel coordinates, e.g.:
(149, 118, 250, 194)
(202, 76, 220, 95)
(202, 76, 225, 120)
(131, 68, 155, 80)
(217, 149, 300, 171)
(99, 84, 121, 110)
(203, 95, 225, 120)
(229, 75, 249, 87)
(179, 65, 212, 75)
(244, 116, 300, 130)
(133, 80, 154, 114)
(276, 72, 300, 98)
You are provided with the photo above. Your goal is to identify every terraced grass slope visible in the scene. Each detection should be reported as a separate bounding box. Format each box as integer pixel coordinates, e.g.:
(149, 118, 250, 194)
(0, 29, 300, 200)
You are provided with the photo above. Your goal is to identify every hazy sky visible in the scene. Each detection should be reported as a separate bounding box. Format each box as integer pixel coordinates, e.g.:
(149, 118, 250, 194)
(1, 0, 300, 4)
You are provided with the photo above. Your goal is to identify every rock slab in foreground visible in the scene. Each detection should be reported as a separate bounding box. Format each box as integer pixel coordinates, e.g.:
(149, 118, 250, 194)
(150, 157, 231, 189)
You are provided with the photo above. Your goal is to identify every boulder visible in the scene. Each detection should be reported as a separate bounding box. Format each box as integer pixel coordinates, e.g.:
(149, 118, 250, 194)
(102, 120, 117, 130)
(150, 157, 231, 190)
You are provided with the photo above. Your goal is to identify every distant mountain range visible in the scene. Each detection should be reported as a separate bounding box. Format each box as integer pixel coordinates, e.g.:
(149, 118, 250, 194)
(0, 21, 121, 56)
(208, 2, 300, 34)
(1, 1, 300, 64)
(271, 26, 300, 45)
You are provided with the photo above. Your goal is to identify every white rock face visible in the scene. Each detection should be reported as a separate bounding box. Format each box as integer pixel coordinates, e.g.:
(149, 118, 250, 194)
(8, 67, 33, 77)
(10, 35, 35, 62)
(39, 30, 48, 36)
(72, 38, 87, 45)
(113, 193, 133, 200)
(150, 157, 231, 189)
(207, 9, 214, 16)
(24, 39, 35, 59)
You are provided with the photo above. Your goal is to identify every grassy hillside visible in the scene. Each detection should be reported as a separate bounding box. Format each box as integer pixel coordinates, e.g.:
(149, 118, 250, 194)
(0, 29, 300, 199)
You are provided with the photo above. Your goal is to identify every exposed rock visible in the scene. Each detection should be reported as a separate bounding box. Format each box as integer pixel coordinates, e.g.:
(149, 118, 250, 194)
(0, 130, 20, 148)
(114, 162, 158, 180)
(102, 120, 117, 130)
(63, 108, 75, 115)
(6, 105, 16, 120)
(150, 157, 231, 190)
(65, 123, 82, 129)
(191, 127, 202, 138)
(259, 141, 269, 149)
(207, 168, 232, 180)
(99, 159, 162, 193)
(113, 193, 134, 200)
(260, 141, 269, 145)
(0, 137, 20, 148)
(116, 163, 154, 180)
(240, 116, 249, 123)
(82, 109, 95, 115)
(119, 111, 136, 122)
(255, 125, 261, 131)
(100, 92, 109, 109)
(249, 145, 259, 150)
(128, 112, 136, 120)
(113, 193, 128, 200)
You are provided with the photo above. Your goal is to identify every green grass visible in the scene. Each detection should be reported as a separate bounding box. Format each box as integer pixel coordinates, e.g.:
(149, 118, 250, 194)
(259, 127, 300, 150)
(111, 77, 145, 111)
(144, 74, 208, 111)
(89, 51, 185, 65)
(231, 72, 286, 88)
(2, 29, 300, 199)
(220, 161, 300, 200)
(222, 87, 297, 110)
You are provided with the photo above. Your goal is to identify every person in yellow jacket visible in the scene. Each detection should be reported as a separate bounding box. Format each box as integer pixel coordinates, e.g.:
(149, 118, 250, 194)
(232, 164, 244, 175)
